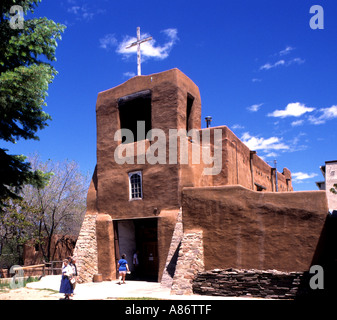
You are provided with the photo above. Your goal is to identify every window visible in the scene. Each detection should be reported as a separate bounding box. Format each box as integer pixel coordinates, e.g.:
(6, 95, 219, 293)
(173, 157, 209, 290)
(129, 171, 143, 200)
(186, 94, 194, 131)
(255, 182, 266, 192)
(118, 90, 152, 143)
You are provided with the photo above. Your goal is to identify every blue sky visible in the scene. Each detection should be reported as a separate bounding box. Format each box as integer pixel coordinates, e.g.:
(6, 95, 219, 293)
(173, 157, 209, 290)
(5, 0, 337, 191)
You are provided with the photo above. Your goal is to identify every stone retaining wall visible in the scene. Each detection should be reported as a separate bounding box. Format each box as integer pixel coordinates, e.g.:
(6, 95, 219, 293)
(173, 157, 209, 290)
(193, 268, 311, 299)
(171, 230, 204, 295)
(73, 214, 98, 283)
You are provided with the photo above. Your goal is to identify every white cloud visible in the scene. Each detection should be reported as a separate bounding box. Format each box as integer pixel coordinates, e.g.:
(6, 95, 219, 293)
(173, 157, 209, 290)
(247, 103, 263, 112)
(116, 28, 179, 60)
(241, 132, 289, 152)
(291, 119, 304, 127)
(264, 152, 278, 158)
(163, 28, 178, 39)
(67, 6, 81, 14)
(67, 4, 94, 20)
(259, 48, 304, 71)
(231, 124, 244, 130)
(292, 172, 318, 183)
(288, 133, 308, 152)
(308, 105, 337, 125)
(288, 57, 305, 65)
(66, 1, 101, 21)
(268, 102, 315, 118)
(260, 60, 285, 70)
(123, 71, 136, 78)
(252, 78, 262, 83)
(279, 46, 294, 56)
(99, 34, 117, 49)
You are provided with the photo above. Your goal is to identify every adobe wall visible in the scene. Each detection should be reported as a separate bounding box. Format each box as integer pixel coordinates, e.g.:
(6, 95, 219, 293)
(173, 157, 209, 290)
(201, 126, 292, 192)
(182, 186, 328, 272)
(177, 125, 293, 192)
(23, 235, 76, 266)
(85, 166, 98, 215)
(95, 68, 201, 216)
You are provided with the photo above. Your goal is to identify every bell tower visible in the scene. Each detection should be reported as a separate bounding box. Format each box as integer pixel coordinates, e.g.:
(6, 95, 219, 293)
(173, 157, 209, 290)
(94, 68, 202, 281)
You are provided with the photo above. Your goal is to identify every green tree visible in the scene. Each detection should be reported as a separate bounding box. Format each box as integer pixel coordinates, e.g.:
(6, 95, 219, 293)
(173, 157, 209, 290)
(0, 0, 65, 210)
(0, 197, 38, 267)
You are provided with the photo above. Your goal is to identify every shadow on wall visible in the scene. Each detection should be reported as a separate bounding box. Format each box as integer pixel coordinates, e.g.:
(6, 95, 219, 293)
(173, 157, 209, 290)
(166, 242, 181, 278)
(296, 213, 337, 300)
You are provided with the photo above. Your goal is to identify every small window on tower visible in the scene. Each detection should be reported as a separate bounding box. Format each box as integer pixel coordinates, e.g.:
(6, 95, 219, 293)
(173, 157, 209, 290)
(128, 171, 143, 200)
(186, 93, 194, 131)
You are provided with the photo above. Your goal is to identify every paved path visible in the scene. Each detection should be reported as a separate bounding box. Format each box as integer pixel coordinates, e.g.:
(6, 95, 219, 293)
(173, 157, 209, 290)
(20, 275, 262, 300)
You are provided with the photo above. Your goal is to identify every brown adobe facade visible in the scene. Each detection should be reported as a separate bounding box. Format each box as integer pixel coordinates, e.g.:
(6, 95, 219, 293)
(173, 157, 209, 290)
(74, 68, 328, 287)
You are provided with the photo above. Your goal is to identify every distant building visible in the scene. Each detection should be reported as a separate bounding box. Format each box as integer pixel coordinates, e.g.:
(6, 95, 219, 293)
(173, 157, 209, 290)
(316, 160, 337, 211)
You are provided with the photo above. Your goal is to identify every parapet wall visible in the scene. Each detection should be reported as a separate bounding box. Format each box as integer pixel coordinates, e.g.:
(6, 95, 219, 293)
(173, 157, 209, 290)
(182, 185, 328, 272)
(207, 126, 292, 192)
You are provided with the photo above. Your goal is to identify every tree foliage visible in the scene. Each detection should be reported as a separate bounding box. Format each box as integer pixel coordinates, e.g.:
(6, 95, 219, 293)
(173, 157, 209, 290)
(0, 0, 65, 209)
(22, 155, 89, 262)
(0, 155, 89, 264)
(0, 197, 38, 267)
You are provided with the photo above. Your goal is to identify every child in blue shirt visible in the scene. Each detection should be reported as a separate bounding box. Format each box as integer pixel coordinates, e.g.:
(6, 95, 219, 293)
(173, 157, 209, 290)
(117, 254, 129, 284)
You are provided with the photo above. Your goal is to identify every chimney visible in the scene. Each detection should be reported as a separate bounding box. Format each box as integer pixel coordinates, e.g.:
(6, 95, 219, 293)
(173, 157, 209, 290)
(205, 116, 212, 128)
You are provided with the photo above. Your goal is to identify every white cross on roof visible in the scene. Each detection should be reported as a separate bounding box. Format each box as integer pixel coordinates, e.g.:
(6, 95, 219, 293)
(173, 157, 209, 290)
(125, 27, 153, 76)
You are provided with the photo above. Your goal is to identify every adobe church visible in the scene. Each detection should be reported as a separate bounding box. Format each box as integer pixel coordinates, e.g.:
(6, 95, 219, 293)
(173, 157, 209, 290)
(73, 69, 329, 295)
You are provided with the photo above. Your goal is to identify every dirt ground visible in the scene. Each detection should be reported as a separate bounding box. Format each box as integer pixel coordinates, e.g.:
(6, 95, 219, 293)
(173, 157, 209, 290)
(0, 287, 60, 300)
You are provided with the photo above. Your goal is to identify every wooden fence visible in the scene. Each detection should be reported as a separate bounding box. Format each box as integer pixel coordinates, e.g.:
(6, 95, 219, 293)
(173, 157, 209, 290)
(45, 261, 63, 275)
(2, 261, 64, 278)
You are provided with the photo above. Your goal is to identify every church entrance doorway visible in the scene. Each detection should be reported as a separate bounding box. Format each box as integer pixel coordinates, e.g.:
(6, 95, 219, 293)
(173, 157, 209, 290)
(113, 217, 158, 282)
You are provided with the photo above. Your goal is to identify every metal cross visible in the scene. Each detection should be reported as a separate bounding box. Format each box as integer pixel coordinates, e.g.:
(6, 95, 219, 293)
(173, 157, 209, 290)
(125, 27, 153, 76)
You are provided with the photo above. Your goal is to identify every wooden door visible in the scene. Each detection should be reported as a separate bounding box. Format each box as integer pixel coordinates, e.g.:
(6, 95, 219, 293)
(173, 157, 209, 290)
(142, 241, 158, 280)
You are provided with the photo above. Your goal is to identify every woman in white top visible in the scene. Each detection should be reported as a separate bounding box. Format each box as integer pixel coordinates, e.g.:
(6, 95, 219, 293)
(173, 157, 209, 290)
(59, 259, 73, 300)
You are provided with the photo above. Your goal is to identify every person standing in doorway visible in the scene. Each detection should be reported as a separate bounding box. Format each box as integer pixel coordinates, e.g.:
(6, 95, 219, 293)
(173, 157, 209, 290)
(133, 250, 139, 279)
(117, 254, 129, 285)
